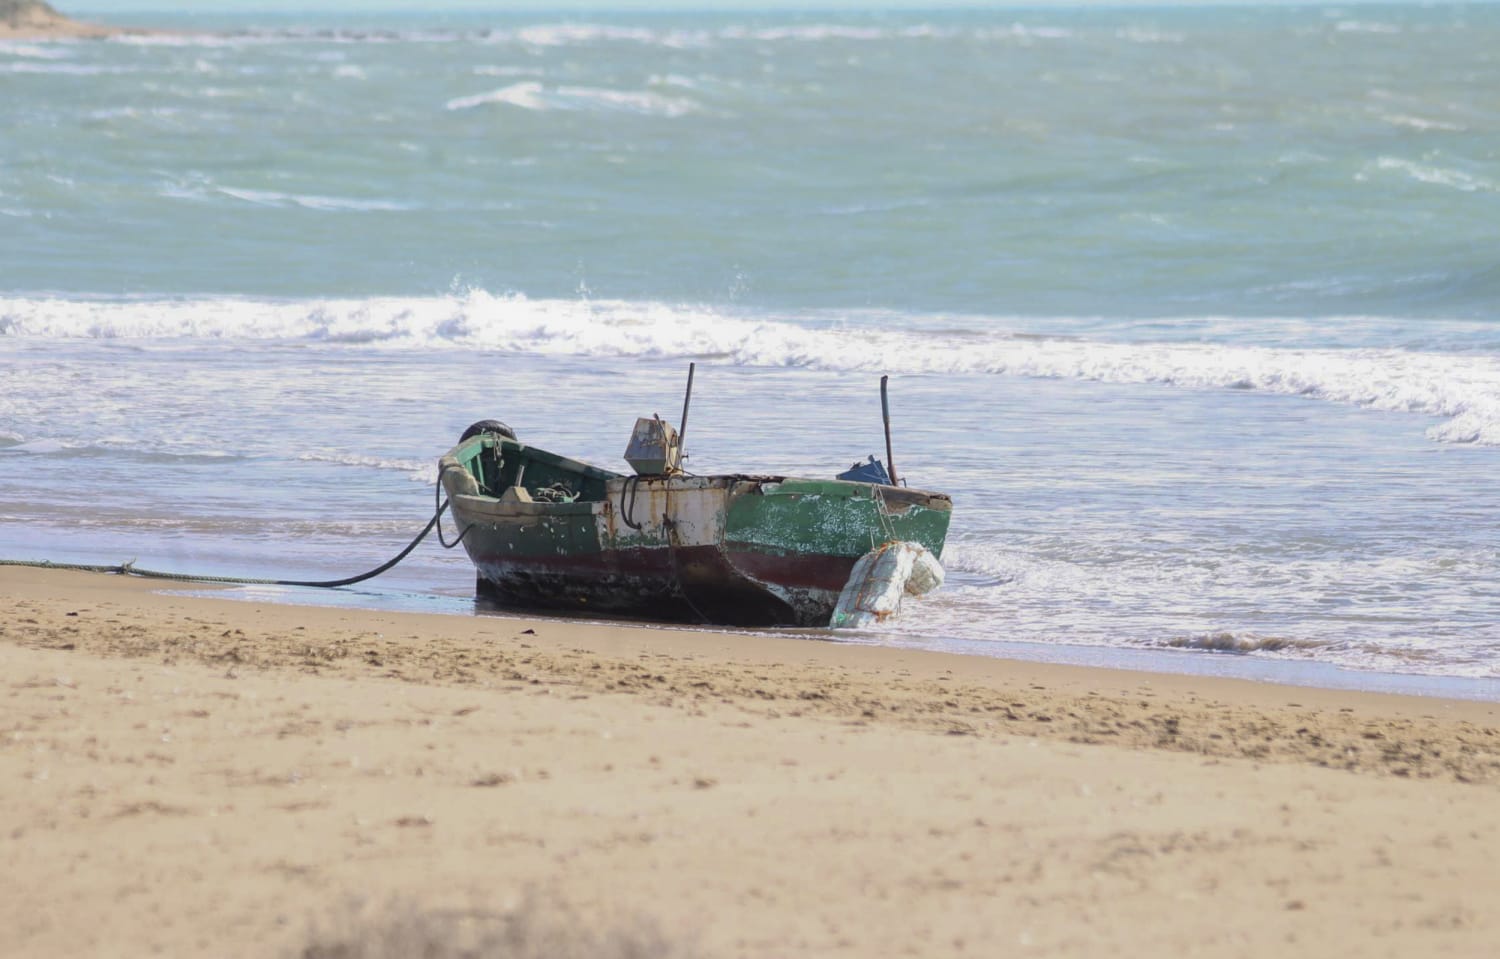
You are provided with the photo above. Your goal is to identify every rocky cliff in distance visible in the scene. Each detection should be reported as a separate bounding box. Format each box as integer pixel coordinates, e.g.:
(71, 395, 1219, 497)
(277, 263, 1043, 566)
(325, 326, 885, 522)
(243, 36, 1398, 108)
(0, 1, 111, 37)
(2, 1, 67, 27)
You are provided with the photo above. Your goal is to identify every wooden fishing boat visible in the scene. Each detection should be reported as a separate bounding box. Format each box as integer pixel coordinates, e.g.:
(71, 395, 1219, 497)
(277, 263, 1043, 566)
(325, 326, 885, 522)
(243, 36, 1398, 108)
(438, 378, 951, 627)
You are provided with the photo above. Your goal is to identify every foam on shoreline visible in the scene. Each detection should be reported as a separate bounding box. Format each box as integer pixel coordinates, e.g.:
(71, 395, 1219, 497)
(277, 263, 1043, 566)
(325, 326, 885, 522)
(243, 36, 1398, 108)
(6, 293, 1499, 447)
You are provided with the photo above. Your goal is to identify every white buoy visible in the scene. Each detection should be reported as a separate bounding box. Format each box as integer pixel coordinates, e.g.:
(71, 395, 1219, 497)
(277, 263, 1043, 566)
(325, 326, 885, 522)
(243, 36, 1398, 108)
(829, 541, 945, 629)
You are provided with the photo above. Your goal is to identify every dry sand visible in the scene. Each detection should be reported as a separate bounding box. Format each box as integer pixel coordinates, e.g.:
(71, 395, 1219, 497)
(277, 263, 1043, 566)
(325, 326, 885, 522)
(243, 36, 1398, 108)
(3, 566, 1499, 957)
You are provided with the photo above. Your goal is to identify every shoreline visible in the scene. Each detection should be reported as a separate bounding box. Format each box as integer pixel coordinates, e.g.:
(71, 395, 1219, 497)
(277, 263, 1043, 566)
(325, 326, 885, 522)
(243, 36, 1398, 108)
(175, 578, 1500, 704)
(5, 566, 1500, 956)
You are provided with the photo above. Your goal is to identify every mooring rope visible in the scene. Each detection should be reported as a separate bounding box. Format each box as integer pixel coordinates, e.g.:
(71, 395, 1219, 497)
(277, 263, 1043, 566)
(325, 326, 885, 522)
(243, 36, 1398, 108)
(434, 463, 475, 550)
(0, 497, 460, 590)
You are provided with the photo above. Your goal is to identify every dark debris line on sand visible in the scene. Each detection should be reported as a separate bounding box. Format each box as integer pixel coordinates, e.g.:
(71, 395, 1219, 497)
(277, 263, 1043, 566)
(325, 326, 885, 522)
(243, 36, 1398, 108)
(293, 897, 693, 959)
(5, 592, 1500, 786)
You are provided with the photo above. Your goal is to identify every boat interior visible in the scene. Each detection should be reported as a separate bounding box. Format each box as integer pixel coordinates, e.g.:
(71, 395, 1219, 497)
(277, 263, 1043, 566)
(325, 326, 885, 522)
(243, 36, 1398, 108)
(464, 437, 620, 504)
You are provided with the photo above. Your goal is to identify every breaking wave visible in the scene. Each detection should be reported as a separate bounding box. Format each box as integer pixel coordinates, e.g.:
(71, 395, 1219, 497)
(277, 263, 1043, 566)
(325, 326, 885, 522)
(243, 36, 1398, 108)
(3, 292, 1499, 446)
(1367, 157, 1499, 194)
(933, 541, 1500, 676)
(192, 186, 414, 211)
(296, 450, 438, 484)
(0, 41, 77, 59)
(0, 436, 238, 462)
(493, 21, 1078, 47)
(0, 61, 137, 75)
(90, 22, 1079, 50)
(445, 81, 699, 117)
(1162, 632, 1327, 654)
(1335, 20, 1401, 35)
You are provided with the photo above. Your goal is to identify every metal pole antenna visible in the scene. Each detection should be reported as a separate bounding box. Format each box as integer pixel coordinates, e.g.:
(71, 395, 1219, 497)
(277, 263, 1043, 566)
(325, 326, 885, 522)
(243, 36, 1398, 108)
(679, 362, 696, 453)
(881, 375, 899, 487)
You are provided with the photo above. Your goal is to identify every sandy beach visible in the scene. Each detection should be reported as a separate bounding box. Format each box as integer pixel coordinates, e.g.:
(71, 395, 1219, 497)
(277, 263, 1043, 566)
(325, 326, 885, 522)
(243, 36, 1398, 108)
(2, 566, 1497, 957)
(8, 1, 1500, 954)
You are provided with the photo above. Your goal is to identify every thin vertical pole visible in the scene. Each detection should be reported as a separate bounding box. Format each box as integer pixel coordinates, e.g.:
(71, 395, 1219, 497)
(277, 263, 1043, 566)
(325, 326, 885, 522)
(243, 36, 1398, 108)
(881, 375, 898, 487)
(678, 362, 696, 453)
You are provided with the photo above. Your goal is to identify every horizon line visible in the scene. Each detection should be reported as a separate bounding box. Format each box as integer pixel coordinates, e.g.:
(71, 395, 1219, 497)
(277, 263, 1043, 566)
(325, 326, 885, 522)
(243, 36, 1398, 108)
(65, 0, 1500, 13)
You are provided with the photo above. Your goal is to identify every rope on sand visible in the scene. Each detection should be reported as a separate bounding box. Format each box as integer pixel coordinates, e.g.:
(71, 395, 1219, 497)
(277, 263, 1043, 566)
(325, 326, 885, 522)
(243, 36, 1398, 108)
(0, 493, 464, 590)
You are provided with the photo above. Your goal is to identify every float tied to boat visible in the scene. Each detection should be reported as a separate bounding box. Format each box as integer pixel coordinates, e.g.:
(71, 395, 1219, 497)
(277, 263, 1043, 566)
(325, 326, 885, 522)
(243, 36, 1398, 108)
(438, 368, 952, 628)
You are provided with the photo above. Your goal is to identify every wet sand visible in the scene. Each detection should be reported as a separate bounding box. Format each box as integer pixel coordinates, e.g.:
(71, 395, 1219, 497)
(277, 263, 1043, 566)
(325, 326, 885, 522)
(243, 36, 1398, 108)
(3, 566, 1499, 957)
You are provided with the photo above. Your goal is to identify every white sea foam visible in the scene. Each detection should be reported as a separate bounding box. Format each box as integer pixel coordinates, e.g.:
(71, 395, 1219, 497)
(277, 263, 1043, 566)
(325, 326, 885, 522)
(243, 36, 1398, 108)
(4, 294, 1499, 446)
(445, 81, 699, 117)
(648, 73, 700, 90)
(1369, 157, 1498, 193)
(1163, 632, 1326, 654)
(0, 20, 1091, 61)
(458, 21, 1073, 49)
(552, 85, 699, 117)
(1378, 113, 1465, 133)
(1335, 20, 1401, 35)
(494, 22, 946, 47)
(723, 24, 887, 41)
(726, 23, 1068, 42)
(296, 451, 437, 484)
(0, 438, 70, 455)
(0, 42, 75, 59)
(0, 435, 236, 461)
(24, 21, 1090, 53)
(474, 65, 542, 77)
(513, 23, 664, 47)
(935, 540, 1500, 676)
(445, 81, 547, 112)
(977, 24, 1073, 41)
(212, 187, 412, 212)
(107, 32, 258, 48)
(1114, 27, 1185, 44)
(89, 106, 197, 125)
(0, 61, 135, 75)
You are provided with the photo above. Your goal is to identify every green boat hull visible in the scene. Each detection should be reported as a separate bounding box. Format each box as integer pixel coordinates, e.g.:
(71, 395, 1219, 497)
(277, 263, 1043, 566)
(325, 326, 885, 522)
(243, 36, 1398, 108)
(439, 433, 952, 627)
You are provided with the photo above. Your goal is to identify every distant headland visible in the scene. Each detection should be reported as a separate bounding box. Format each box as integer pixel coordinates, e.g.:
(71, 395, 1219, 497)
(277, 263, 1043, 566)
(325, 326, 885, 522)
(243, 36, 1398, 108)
(0, 1, 134, 39)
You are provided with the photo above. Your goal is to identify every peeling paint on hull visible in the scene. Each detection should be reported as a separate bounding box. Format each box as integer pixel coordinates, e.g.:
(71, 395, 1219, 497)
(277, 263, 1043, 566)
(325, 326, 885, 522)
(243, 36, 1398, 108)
(469, 545, 803, 627)
(441, 434, 952, 627)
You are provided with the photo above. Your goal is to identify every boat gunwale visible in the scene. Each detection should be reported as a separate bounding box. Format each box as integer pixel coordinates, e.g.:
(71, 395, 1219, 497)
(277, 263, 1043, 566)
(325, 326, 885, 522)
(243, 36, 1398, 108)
(442, 435, 953, 514)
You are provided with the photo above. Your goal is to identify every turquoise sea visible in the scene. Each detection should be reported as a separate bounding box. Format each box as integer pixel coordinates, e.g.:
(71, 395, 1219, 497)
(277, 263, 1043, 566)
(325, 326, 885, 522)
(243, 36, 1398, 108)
(3, 5, 1499, 690)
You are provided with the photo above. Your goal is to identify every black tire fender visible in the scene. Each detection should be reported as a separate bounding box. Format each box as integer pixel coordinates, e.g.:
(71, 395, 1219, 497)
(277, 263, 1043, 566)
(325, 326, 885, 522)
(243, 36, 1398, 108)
(459, 419, 517, 443)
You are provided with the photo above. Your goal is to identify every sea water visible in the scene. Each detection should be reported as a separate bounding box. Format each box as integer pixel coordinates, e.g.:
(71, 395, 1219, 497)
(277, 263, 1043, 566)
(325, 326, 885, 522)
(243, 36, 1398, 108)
(3, 6, 1499, 688)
